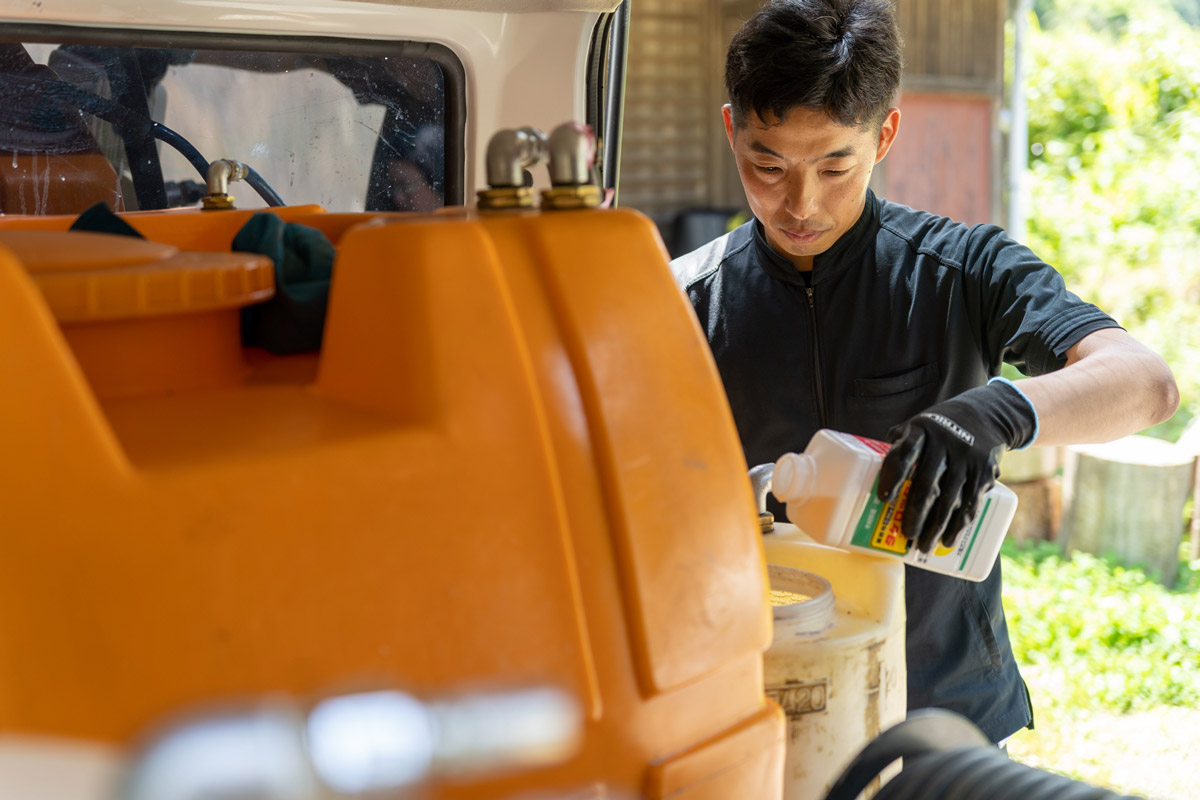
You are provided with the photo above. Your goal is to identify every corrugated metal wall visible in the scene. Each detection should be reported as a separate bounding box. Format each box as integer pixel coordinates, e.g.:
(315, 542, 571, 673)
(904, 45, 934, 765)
(888, 0, 1006, 224)
(896, 0, 1004, 86)
(620, 0, 719, 219)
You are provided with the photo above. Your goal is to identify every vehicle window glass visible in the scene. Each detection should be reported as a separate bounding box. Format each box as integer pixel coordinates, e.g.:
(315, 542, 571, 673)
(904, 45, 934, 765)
(2, 40, 448, 214)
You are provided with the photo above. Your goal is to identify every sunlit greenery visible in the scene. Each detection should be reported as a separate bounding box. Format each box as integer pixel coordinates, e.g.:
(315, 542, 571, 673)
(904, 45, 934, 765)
(1002, 541, 1200, 714)
(1000, 540, 1200, 792)
(1023, 0, 1200, 439)
(1001, 7, 1200, 790)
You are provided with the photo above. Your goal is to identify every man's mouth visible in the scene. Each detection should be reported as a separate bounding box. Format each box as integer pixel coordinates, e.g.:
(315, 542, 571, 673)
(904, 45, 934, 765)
(780, 228, 824, 245)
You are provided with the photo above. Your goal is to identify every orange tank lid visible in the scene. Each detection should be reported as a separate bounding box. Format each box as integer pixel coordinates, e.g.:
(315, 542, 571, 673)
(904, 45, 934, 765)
(0, 229, 274, 323)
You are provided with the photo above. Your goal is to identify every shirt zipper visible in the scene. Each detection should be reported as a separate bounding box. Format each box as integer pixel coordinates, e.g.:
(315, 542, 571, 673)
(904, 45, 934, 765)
(805, 286, 828, 427)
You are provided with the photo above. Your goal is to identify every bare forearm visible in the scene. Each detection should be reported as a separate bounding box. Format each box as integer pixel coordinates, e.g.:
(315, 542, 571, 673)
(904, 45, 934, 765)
(1013, 328, 1179, 447)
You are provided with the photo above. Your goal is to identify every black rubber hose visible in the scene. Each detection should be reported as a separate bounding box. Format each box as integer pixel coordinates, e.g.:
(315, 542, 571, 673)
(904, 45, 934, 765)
(873, 748, 1144, 800)
(4, 72, 286, 208)
(145, 123, 285, 207)
(242, 165, 285, 208)
(148, 123, 283, 207)
(824, 710, 1145, 800)
(148, 121, 208, 177)
(823, 709, 990, 800)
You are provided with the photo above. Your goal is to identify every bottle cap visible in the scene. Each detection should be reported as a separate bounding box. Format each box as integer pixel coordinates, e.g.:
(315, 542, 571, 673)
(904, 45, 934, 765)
(772, 453, 814, 504)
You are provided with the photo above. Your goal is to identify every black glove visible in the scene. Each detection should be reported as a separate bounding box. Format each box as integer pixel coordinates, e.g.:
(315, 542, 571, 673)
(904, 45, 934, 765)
(877, 379, 1037, 553)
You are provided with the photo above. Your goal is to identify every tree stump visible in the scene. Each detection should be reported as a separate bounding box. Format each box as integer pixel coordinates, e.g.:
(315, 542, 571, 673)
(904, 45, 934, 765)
(1006, 478, 1062, 545)
(999, 446, 1062, 545)
(1174, 418, 1200, 561)
(1060, 435, 1194, 586)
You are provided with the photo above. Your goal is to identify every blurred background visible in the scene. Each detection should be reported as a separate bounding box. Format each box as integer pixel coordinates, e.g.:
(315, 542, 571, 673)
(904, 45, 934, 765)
(619, 1, 1200, 797)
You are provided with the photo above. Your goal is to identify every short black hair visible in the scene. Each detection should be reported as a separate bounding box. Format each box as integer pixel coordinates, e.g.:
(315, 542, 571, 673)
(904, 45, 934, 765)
(725, 0, 903, 130)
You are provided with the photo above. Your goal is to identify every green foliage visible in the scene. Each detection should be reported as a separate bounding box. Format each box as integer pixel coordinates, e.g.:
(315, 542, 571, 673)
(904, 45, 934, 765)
(999, 5, 1200, 777)
(1001, 540, 1200, 713)
(1022, 3, 1200, 438)
(1033, 0, 1180, 34)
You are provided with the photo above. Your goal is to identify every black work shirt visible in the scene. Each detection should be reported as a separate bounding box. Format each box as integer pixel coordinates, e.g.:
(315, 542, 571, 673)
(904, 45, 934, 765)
(670, 189, 1119, 742)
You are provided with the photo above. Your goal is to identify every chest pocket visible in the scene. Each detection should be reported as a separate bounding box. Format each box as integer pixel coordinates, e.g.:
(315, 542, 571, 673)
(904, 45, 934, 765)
(844, 363, 940, 439)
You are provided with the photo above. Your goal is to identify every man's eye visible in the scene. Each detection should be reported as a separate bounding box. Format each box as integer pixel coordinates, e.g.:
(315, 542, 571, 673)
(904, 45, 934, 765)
(824, 169, 849, 177)
(755, 165, 781, 174)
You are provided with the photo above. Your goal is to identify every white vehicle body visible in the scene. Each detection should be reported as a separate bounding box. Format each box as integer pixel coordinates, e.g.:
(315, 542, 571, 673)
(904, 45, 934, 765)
(1, 0, 621, 210)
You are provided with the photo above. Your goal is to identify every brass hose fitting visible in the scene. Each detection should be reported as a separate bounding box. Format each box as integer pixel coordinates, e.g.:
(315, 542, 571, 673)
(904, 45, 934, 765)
(201, 159, 249, 211)
(541, 122, 602, 210)
(477, 127, 548, 210)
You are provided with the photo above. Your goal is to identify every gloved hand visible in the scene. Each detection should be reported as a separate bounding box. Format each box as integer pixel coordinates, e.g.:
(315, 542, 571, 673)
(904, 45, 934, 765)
(877, 379, 1038, 553)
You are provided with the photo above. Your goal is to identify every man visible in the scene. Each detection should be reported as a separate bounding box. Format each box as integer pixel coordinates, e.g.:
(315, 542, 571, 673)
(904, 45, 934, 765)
(670, 0, 1178, 744)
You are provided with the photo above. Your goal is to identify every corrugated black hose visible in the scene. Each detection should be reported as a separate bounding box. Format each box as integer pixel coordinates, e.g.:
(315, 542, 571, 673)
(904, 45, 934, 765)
(824, 710, 1145, 800)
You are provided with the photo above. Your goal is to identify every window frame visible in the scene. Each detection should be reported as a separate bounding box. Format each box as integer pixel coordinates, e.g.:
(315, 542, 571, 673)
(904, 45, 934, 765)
(2, 23, 467, 209)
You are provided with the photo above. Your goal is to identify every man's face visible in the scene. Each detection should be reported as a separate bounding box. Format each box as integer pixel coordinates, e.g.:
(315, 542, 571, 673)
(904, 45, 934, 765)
(724, 105, 900, 271)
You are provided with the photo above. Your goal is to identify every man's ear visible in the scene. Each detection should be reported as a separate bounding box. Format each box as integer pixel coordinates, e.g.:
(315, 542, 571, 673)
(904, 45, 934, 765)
(875, 107, 901, 163)
(722, 104, 736, 150)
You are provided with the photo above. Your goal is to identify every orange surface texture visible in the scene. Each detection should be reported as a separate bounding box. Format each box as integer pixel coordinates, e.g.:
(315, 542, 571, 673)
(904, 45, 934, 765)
(0, 205, 783, 799)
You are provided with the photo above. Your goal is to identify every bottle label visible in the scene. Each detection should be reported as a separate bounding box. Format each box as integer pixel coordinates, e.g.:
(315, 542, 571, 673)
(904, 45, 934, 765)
(851, 475, 993, 572)
(851, 476, 911, 555)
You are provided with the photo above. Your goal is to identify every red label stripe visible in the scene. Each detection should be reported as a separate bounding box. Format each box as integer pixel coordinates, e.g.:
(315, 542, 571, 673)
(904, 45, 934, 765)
(851, 434, 892, 456)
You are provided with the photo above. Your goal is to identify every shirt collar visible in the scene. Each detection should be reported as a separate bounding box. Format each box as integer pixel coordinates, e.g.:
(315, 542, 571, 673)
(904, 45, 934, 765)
(752, 188, 880, 287)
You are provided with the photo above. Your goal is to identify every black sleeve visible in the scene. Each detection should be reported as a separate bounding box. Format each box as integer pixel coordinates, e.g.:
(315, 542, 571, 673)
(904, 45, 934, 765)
(963, 224, 1120, 377)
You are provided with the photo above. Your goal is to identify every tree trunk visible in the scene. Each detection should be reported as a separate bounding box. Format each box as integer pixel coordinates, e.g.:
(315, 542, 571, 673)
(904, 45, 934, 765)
(1006, 478, 1062, 545)
(999, 446, 1061, 545)
(1060, 436, 1194, 587)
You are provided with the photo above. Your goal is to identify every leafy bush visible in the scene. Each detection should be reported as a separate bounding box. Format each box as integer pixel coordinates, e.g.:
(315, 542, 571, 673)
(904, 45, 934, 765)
(1023, 4, 1200, 438)
(1001, 540, 1200, 713)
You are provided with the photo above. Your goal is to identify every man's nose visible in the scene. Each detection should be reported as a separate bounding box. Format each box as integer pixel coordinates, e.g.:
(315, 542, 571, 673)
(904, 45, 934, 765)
(784, 174, 819, 219)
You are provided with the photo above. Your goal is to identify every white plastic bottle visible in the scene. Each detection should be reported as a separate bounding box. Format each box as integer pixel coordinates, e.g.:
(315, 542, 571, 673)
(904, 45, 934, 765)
(771, 429, 1018, 581)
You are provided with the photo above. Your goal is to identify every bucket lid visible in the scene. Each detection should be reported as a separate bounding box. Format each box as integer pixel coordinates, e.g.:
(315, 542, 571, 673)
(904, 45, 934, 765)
(767, 565, 834, 634)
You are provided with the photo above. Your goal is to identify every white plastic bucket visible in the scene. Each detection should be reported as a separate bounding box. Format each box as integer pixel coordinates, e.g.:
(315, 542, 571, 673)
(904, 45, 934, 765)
(762, 523, 906, 800)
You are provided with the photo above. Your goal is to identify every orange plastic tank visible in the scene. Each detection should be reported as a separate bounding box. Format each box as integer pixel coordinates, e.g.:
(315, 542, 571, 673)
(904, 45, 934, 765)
(0, 152, 123, 216)
(0, 207, 784, 799)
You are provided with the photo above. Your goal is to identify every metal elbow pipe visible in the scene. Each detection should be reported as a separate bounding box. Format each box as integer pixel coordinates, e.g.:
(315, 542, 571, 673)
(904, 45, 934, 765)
(202, 159, 250, 210)
(484, 127, 548, 189)
(205, 159, 248, 198)
(749, 463, 777, 533)
(546, 122, 596, 187)
(749, 463, 775, 518)
(479, 122, 602, 210)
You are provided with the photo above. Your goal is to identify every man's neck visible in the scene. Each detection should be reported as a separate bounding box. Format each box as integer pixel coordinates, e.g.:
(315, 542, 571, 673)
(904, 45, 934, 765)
(789, 254, 815, 273)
